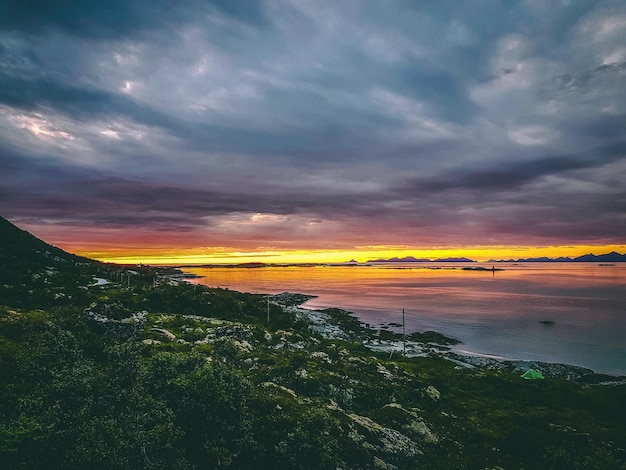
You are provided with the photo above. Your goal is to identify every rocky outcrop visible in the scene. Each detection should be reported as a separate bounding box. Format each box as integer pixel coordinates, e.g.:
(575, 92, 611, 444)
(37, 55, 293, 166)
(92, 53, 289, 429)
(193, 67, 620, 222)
(83, 301, 147, 340)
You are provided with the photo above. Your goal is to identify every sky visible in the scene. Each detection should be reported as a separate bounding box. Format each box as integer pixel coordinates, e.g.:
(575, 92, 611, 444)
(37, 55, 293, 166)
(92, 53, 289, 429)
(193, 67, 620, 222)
(1, 0, 625, 264)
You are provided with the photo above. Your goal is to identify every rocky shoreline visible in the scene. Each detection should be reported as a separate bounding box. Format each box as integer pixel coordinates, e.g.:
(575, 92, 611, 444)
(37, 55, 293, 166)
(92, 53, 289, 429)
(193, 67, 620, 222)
(271, 292, 624, 383)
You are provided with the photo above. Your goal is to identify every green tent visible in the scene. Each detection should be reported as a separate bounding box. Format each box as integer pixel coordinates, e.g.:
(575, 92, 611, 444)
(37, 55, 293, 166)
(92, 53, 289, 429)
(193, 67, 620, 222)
(521, 369, 544, 380)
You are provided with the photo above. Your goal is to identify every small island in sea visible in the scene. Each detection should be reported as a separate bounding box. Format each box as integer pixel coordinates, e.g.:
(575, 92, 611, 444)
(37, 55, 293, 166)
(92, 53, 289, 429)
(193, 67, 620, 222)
(1, 216, 624, 469)
(366, 256, 477, 263)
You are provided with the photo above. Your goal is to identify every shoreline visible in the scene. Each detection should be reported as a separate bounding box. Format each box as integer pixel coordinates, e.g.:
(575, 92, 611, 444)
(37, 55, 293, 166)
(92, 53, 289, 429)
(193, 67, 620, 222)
(271, 292, 625, 382)
(179, 263, 626, 378)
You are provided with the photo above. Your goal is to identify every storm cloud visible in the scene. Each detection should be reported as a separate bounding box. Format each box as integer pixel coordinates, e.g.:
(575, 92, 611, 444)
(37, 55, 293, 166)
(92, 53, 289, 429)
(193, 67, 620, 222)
(1, 0, 625, 257)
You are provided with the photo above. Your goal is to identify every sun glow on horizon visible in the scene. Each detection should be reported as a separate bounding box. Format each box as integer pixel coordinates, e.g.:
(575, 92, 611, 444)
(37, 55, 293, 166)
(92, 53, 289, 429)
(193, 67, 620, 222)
(80, 244, 626, 266)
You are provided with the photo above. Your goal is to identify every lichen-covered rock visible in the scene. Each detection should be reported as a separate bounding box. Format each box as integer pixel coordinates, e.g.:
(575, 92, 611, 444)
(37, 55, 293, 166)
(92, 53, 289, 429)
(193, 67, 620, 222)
(151, 328, 176, 340)
(348, 413, 421, 458)
(424, 385, 441, 400)
(376, 363, 394, 379)
(311, 351, 331, 363)
(373, 456, 393, 469)
(142, 339, 161, 345)
(381, 403, 439, 444)
(83, 302, 147, 339)
(404, 419, 438, 444)
(260, 381, 298, 399)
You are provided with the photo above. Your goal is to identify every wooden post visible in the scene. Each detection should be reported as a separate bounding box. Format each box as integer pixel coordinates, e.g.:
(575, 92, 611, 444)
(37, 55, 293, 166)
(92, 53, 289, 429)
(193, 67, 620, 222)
(402, 308, 406, 357)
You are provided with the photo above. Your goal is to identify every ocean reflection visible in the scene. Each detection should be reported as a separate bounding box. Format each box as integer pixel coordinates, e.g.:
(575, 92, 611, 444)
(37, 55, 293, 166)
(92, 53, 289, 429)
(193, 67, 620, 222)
(184, 263, 626, 375)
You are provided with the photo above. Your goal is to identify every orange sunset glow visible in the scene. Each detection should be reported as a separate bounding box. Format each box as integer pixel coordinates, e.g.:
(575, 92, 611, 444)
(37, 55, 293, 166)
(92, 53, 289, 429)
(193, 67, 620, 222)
(13, 220, 626, 266)
(84, 245, 626, 266)
(43, 236, 626, 266)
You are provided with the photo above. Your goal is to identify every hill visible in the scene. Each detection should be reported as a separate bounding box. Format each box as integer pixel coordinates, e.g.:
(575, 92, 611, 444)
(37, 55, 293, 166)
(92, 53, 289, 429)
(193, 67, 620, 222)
(0, 216, 104, 280)
(0, 216, 165, 308)
(366, 256, 476, 263)
(367, 256, 431, 263)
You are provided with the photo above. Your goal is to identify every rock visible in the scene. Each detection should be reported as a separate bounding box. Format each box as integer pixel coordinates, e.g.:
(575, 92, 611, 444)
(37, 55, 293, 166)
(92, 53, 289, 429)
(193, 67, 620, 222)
(151, 328, 176, 340)
(405, 419, 439, 444)
(348, 413, 421, 458)
(424, 385, 441, 401)
(142, 339, 161, 345)
(271, 292, 317, 307)
(376, 363, 394, 379)
(373, 456, 391, 469)
(311, 351, 332, 363)
(261, 382, 298, 399)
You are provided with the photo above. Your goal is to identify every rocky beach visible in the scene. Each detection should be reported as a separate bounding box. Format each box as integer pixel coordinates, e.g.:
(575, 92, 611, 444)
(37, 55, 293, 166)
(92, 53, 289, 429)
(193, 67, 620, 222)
(271, 292, 621, 383)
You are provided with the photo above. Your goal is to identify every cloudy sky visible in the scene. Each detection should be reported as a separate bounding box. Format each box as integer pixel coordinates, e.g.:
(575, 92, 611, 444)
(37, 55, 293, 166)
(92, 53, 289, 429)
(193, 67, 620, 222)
(1, 0, 625, 263)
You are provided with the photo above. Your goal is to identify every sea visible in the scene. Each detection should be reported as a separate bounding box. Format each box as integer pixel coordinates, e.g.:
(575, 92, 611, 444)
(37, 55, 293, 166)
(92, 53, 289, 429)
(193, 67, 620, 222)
(182, 262, 626, 376)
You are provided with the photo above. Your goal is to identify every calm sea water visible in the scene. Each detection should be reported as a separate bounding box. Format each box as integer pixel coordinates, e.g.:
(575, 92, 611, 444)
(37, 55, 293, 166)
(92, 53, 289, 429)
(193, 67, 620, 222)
(183, 263, 626, 376)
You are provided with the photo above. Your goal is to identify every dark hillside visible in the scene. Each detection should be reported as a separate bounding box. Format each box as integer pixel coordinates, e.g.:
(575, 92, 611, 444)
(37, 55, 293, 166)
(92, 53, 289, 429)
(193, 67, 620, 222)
(0, 216, 96, 275)
(0, 217, 113, 308)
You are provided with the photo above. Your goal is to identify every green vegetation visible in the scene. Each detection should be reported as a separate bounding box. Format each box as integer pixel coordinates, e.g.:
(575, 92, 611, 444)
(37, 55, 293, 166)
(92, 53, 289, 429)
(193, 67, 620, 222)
(1, 217, 625, 468)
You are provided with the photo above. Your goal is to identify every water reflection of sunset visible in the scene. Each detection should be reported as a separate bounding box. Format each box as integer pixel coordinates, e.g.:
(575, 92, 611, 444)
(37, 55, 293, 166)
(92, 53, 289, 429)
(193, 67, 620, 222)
(186, 263, 626, 375)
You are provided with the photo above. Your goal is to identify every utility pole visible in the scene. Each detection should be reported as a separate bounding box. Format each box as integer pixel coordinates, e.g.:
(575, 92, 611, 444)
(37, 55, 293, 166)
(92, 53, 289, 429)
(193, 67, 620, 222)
(267, 295, 270, 323)
(402, 308, 406, 357)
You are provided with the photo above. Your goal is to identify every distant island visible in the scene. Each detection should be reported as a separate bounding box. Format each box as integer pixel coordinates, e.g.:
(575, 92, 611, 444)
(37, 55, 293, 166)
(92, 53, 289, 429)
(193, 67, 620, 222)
(366, 256, 476, 263)
(488, 251, 626, 263)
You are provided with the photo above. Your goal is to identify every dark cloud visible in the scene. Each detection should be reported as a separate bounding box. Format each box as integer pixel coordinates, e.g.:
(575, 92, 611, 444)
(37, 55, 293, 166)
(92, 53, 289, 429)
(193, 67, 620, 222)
(207, 0, 269, 27)
(385, 62, 479, 124)
(0, 0, 268, 38)
(0, 147, 366, 230)
(551, 62, 626, 97)
(400, 142, 626, 193)
(573, 114, 626, 140)
(0, 0, 174, 38)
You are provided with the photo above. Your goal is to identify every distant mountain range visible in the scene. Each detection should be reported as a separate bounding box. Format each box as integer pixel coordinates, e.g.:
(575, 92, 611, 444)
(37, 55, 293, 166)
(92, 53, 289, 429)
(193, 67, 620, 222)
(363, 252, 626, 264)
(366, 256, 476, 263)
(488, 252, 626, 263)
